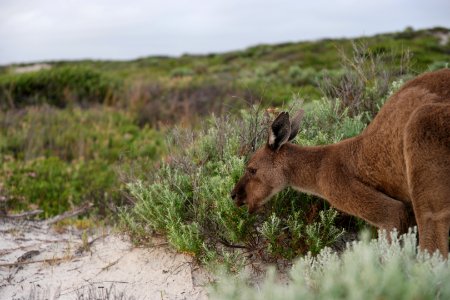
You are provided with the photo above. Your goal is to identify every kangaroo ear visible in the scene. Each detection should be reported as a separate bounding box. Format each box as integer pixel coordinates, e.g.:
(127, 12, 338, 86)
(288, 109, 304, 141)
(268, 112, 291, 151)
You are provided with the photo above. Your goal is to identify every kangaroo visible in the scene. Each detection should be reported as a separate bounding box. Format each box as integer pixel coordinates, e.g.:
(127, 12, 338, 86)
(231, 69, 450, 257)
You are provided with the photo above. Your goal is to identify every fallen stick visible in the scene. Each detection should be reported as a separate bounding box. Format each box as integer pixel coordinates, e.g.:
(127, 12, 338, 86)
(3, 209, 43, 219)
(0, 256, 71, 268)
(45, 203, 93, 225)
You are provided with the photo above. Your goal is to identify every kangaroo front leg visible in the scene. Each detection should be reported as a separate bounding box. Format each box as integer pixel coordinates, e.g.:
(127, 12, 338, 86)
(322, 179, 411, 233)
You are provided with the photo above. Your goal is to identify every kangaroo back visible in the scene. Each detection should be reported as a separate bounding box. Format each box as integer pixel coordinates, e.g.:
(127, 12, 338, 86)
(232, 69, 450, 257)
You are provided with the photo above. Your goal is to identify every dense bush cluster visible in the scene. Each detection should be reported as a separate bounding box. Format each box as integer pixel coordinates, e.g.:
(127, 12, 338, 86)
(1, 157, 114, 217)
(120, 97, 373, 264)
(120, 49, 414, 263)
(319, 42, 413, 119)
(0, 106, 164, 216)
(127, 78, 246, 127)
(1, 28, 447, 126)
(212, 229, 450, 300)
(0, 66, 122, 109)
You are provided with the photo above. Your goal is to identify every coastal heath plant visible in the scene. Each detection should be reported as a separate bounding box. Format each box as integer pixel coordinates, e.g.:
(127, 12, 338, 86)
(121, 100, 367, 262)
(211, 229, 450, 300)
(120, 114, 256, 258)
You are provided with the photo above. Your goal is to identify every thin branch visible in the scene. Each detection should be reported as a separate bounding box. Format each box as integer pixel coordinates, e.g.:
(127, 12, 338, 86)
(219, 239, 247, 249)
(45, 203, 93, 225)
(3, 209, 43, 219)
(0, 256, 71, 268)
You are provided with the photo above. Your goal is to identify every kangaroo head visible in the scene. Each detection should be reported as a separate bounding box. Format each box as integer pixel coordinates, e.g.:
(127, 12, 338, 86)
(231, 110, 304, 213)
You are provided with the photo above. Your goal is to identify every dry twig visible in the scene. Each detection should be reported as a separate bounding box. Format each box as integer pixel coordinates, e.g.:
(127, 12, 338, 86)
(45, 203, 93, 225)
(3, 209, 43, 219)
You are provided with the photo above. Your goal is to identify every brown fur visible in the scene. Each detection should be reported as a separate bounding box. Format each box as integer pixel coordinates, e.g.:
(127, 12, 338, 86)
(231, 69, 450, 257)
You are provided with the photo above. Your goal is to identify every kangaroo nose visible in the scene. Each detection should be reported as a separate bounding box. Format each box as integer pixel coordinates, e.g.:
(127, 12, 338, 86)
(230, 190, 237, 200)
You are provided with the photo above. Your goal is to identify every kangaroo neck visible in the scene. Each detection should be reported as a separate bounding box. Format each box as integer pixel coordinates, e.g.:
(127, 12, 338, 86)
(282, 142, 331, 197)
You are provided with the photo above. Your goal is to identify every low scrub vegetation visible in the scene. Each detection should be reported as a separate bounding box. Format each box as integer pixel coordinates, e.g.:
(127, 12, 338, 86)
(211, 229, 450, 300)
(2, 27, 447, 126)
(2, 156, 114, 217)
(1, 27, 448, 268)
(0, 106, 164, 217)
(119, 38, 423, 265)
(0, 66, 122, 109)
(119, 96, 375, 264)
(319, 42, 413, 119)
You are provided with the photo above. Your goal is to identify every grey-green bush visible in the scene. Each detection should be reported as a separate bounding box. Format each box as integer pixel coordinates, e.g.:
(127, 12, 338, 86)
(211, 229, 450, 300)
(120, 97, 370, 264)
(0, 66, 122, 109)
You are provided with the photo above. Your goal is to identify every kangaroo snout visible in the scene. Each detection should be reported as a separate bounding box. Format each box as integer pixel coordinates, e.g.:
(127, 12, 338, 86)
(230, 186, 246, 207)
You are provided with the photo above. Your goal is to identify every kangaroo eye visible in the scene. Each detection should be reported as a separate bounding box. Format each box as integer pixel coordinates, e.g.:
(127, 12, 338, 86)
(248, 168, 257, 175)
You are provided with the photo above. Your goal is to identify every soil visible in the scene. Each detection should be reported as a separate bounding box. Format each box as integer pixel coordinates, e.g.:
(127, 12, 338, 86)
(0, 217, 357, 300)
(0, 219, 211, 300)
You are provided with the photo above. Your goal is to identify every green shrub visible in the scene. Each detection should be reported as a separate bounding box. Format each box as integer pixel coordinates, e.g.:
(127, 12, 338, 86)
(0, 106, 165, 217)
(1, 157, 116, 217)
(299, 99, 367, 145)
(122, 135, 255, 256)
(394, 26, 417, 39)
(427, 61, 449, 71)
(259, 213, 283, 255)
(170, 67, 194, 78)
(0, 106, 164, 162)
(211, 229, 450, 300)
(128, 78, 246, 126)
(304, 209, 344, 255)
(0, 66, 122, 109)
(288, 66, 317, 86)
(319, 42, 413, 120)
(121, 99, 367, 263)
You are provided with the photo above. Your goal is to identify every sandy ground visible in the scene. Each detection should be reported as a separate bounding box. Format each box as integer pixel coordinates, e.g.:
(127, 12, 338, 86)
(12, 64, 52, 74)
(0, 216, 357, 300)
(434, 31, 450, 46)
(0, 219, 211, 300)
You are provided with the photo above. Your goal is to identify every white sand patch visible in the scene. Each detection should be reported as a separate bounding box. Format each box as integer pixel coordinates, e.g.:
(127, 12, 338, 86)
(0, 219, 210, 300)
(13, 64, 52, 74)
(433, 31, 450, 46)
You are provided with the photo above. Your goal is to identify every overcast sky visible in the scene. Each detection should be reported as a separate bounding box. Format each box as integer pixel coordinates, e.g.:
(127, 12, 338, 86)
(0, 0, 449, 65)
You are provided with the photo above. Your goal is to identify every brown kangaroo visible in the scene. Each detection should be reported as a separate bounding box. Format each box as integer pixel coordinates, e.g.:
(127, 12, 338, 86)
(231, 69, 450, 257)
